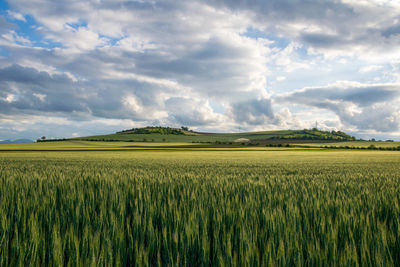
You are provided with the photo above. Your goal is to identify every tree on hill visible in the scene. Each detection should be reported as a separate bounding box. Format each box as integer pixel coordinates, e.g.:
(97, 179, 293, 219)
(117, 126, 185, 135)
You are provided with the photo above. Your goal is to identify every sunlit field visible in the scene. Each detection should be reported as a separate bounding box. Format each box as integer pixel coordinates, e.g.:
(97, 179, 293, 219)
(0, 141, 199, 150)
(1, 149, 399, 265)
(298, 141, 400, 148)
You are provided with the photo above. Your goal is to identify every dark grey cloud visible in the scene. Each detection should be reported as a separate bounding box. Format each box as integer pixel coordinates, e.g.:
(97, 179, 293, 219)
(204, 0, 400, 56)
(0, 65, 84, 114)
(207, 0, 355, 22)
(230, 98, 275, 125)
(280, 84, 400, 107)
(300, 33, 345, 48)
(278, 83, 400, 132)
(0, 16, 16, 33)
(0, 64, 72, 85)
(0, 64, 169, 120)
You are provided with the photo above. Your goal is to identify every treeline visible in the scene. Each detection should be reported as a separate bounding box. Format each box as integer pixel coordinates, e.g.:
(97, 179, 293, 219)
(270, 129, 356, 141)
(37, 138, 68, 142)
(322, 145, 400, 151)
(265, 143, 400, 150)
(76, 139, 163, 142)
(266, 144, 293, 147)
(117, 126, 185, 135)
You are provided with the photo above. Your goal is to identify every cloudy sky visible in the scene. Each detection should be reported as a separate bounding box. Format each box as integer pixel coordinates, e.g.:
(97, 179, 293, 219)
(1, 0, 400, 141)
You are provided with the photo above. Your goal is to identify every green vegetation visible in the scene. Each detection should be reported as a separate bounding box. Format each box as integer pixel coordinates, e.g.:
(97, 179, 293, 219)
(3, 139, 400, 152)
(0, 141, 200, 151)
(47, 127, 357, 143)
(270, 128, 356, 141)
(117, 126, 188, 135)
(298, 141, 400, 150)
(0, 149, 399, 265)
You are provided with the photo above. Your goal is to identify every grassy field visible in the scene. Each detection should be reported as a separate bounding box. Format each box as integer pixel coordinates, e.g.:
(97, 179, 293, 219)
(4, 139, 399, 152)
(36, 126, 398, 151)
(72, 131, 296, 143)
(0, 141, 199, 151)
(69, 127, 355, 143)
(0, 140, 317, 152)
(298, 141, 400, 148)
(0, 145, 399, 266)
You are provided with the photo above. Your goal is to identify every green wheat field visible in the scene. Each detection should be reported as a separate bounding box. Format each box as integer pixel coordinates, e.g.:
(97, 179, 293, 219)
(0, 147, 399, 266)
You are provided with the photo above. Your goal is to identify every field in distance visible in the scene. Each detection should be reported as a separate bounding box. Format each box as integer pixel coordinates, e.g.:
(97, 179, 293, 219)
(298, 140, 400, 148)
(0, 149, 399, 265)
(30, 126, 399, 150)
(64, 126, 357, 143)
(4, 125, 398, 150)
(0, 140, 201, 151)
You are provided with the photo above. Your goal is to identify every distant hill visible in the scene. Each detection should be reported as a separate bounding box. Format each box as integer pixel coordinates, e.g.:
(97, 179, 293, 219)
(117, 126, 195, 135)
(38, 126, 356, 144)
(0, 139, 33, 144)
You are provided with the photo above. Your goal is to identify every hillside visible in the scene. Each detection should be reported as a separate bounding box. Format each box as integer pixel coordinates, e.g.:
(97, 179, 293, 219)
(9, 127, 400, 151)
(43, 126, 356, 144)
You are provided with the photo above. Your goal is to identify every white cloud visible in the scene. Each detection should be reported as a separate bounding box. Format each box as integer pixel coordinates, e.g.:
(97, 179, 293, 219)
(359, 65, 383, 73)
(1, 0, 400, 140)
(165, 97, 225, 126)
(33, 93, 46, 102)
(7, 11, 26, 22)
(1, 30, 31, 46)
(2, 94, 16, 103)
(123, 94, 168, 121)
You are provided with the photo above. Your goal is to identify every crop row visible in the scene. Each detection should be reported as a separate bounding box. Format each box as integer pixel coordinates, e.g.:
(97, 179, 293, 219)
(0, 152, 399, 266)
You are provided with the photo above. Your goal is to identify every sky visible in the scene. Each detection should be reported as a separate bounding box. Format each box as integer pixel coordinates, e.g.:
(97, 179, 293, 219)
(0, 0, 400, 141)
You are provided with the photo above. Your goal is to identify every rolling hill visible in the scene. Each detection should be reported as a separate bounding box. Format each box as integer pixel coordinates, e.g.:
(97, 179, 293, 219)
(40, 126, 356, 144)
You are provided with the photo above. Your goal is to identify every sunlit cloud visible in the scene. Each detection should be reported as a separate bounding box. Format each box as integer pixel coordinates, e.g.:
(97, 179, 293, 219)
(1, 0, 400, 140)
